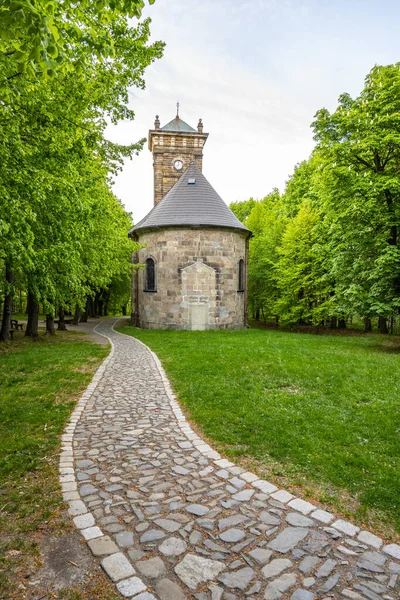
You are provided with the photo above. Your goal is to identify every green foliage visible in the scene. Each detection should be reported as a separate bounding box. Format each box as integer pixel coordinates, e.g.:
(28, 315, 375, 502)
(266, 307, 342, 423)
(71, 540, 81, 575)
(235, 63, 400, 329)
(275, 201, 331, 325)
(0, 0, 156, 91)
(245, 192, 287, 320)
(230, 197, 257, 223)
(312, 63, 400, 320)
(0, 0, 164, 327)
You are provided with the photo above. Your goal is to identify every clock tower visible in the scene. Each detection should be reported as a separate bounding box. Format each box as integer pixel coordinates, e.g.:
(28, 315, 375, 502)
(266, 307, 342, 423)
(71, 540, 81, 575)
(148, 109, 208, 205)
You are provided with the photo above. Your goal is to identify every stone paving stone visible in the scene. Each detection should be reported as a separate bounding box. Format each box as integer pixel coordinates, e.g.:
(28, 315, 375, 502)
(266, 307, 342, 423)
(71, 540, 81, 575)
(218, 514, 248, 530)
(186, 504, 209, 516)
(315, 558, 337, 578)
(252, 480, 278, 493)
(159, 536, 187, 556)
(310, 509, 334, 524)
(299, 556, 320, 574)
(291, 590, 315, 600)
(154, 518, 181, 532)
(247, 548, 273, 565)
(87, 535, 119, 556)
(175, 554, 225, 589)
(341, 589, 365, 599)
(357, 530, 382, 549)
(115, 531, 134, 547)
(332, 519, 360, 536)
(217, 566, 255, 590)
(288, 498, 315, 515)
(219, 528, 245, 542)
(270, 490, 294, 503)
(286, 513, 314, 527)
(317, 571, 340, 593)
(155, 578, 186, 600)
(268, 527, 309, 553)
(383, 543, 400, 559)
(63, 319, 400, 600)
(264, 572, 297, 599)
(140, 529, 165, 543)
(81, 526, 103, 540)
(116, 576, 147, 597)
(79, 483, 98, 497)
(136, 557, 167, 579)
(261, 558, 292, 579)
(73, 512, 95, 529)
(68, 500, 87, 516)
(101, 552, 136, 582)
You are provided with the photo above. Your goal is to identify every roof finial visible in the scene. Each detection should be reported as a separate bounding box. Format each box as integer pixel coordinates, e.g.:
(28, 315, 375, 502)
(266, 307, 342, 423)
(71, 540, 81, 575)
(154, 114, 160, 130)
(176, 101, 179, 117)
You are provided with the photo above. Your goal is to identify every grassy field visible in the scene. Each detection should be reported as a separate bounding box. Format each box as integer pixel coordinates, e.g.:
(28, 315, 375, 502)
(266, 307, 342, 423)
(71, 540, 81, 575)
(0, 330, 120, 599)
(119, 325, 400, 538)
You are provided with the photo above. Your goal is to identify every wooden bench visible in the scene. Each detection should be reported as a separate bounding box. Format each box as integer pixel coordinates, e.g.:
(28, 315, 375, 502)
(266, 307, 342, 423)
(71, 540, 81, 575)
(11, 319, 24, 330)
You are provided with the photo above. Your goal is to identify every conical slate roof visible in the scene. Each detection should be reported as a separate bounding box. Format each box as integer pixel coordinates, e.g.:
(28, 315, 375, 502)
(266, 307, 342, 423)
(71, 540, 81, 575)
(160, 116, 197, 133)
(131, 163, 249, 234)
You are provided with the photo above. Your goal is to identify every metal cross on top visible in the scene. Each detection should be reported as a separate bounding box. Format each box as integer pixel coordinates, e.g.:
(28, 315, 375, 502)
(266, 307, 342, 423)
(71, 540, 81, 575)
(176, 101, 179, 117)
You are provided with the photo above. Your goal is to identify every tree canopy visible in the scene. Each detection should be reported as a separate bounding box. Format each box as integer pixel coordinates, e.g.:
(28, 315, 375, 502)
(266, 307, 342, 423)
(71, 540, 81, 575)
(231, 63, 400, 333)
(0, 0, 164, 340)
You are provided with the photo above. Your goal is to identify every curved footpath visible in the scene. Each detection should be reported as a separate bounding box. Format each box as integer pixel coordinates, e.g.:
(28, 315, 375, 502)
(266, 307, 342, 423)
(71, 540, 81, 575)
(59, 319, 400, 600)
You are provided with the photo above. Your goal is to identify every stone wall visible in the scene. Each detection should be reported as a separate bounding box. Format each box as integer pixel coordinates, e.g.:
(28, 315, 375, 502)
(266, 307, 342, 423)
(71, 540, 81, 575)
(133, 227, 248, 330)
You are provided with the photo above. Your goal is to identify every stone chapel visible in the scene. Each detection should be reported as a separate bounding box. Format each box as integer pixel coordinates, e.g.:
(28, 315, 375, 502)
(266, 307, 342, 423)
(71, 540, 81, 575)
(129, 111, 251, 330)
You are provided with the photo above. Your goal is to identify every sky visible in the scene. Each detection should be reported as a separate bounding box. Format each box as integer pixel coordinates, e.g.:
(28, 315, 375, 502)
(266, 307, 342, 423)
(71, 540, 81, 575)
(106, 0, 400, 224)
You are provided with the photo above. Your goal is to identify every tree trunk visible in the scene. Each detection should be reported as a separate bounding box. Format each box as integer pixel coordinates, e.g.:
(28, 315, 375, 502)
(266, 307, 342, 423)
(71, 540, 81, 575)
(0, 265, 14, 341)
(330, 316, 337, 329)
(364, 317, 372, 333)
(255, 308, 260, 321)
(104, 302, 109, 317)
(57, 308, 67, 331)
(72, 304, 80, 326)
(338, 318, 346, 328)
(25, 292, 39, 338)
(46, 314, 55, 335)
(94, 293, 100, 317)
(378, 316, 388, 334)
(121, 304, 127, 316)
(98, 300, 104, 317)
(88, 296, 96, 318)
(80, 297, 89, 323)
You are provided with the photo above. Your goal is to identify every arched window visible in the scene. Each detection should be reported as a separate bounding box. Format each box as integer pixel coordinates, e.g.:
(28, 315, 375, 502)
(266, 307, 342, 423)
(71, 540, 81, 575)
(238, 259, 245, 292)
(144, 257, 157, 292)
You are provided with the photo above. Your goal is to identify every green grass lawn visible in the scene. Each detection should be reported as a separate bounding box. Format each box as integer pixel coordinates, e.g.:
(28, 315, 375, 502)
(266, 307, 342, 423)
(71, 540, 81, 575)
(119, 325, 400, 538)
(0, 331, 121, 599)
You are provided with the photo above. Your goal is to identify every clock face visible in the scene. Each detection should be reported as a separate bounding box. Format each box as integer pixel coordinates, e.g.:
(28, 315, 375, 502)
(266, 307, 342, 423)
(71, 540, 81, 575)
(174, 159, 183, 171)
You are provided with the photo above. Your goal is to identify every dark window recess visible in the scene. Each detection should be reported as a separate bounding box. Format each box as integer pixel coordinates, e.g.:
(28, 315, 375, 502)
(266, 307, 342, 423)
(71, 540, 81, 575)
(238, 259, 245, 292)
(145, 258, 156, 291)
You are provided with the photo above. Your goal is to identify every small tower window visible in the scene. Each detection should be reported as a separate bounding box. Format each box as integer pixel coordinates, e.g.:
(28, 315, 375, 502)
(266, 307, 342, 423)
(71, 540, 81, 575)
(238, 259, 245, 292)
(144, 258, 157, 292)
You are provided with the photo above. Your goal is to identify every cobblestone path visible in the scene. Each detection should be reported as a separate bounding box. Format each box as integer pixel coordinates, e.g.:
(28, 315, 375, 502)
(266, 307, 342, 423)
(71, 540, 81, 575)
(60, 319, 400, 600)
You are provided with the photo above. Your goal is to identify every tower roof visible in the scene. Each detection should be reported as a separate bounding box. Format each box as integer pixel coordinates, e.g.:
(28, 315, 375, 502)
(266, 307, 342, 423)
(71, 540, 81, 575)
(131, 163, 250, 234)
(160, 115, 197, 133)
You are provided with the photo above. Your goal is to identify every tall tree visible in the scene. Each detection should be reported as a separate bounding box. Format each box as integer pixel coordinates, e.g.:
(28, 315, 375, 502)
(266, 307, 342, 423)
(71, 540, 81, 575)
(0, 2, 163, 339)
(313, 63, 400, 329)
